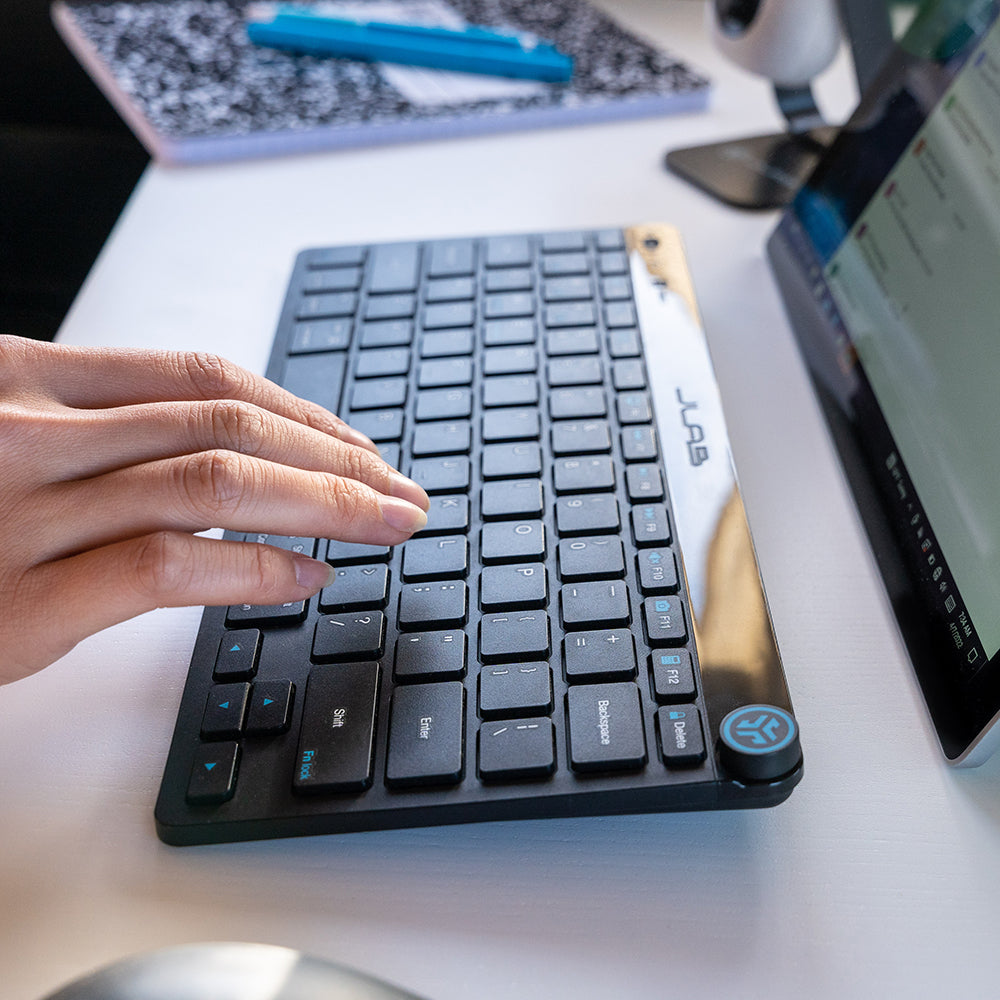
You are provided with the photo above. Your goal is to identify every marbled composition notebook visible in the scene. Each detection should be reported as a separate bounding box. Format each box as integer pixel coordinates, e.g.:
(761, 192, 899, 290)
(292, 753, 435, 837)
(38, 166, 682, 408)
(52, 0, 711, 164)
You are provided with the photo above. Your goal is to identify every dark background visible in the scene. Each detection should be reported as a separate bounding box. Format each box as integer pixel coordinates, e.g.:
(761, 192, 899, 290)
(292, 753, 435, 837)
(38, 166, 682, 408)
(1, 2, 149, 340)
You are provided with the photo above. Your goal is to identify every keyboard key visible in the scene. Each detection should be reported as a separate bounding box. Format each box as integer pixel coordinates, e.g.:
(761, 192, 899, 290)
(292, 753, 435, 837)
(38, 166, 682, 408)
(411, 421, 472, 457)
(296, 292, 357, 319)
(543, 276, 592, 301)
(478, 718, 556, 781)
(481, 521, 546, 564)
(425, 277, 475, 302)
(553, 455, 615, 494)
(547, 357, 603, 387)
(557, 536, 625, 581)
(481, 479, 544, 520)
(325, 539, 391, 564)
(608, 328, 641, 358)
(642, 596, 689, 646)
(622, 425, 658, 462)
(482, 408, 540, 443)
(187, 742, 239, 804)
(398, 581, 468, 629)
(409, 456, 471, 494)
(356, 348, 410, 379)
(312, 612, 386, 662)
(559, 581, 631, 629)
(554, 494, 620, 536)
(631, 504, 672, 547)
(350, 377, 407, 410)
(281, 352, 346, 413)
(359, 319, 413, 348)
(306, 245, 366, 268)
(483, 346, 537, 376)
(423, 302, 475, 330)
(650, 651, 697, 703)
(482, 442, 542, 479)
(369, 242, 420, 294)
(550, 420, 611, 456)
(484, 318, 535, 345)
(617, 392, 653, 424)
(214, 629, 261, 681)
(428, 239, 475, 277)
(480, 564, 548, 611)
(246, 680, 295, 735)
(657, 705, 707, 766)
(567, 683, 647, 772)
(542, 252, 589, 276)
(418, 358, 473, 388)
(386, 682, 465, 787)
(304, 267, 362, 293)
(415, 387, 472, 421)
(420, 330, 474, 357)
(636, 548, 678, 594)
(605, 301, 638, 328)
(612, 359, 646, 390)
(542, 232, 587, 252)
(201, 683, 250, 739)
(226, 600, 308, 628)
(563, 629, 637, 682)
(485, 269, 533, 293)
(365, 294, 416, 321)
(319, 564, 390, 612)
(479, 664, 552, 718)
(626, 464, 664, 501)
(420, 494, 470, 534)
(483, 376, 539, 408)
(549, 387, 606, 420)
(347, 409, 404, 443)
(486, 235, 532, 268)
(545, 302, 597, 328)
(394, 630, 467, 681)
(485, 292, 535, 319)
(290, 318, 352, 354)
(479, 612, 551, 664)
(293, 662, 379, 793)
(546, 327, 599, 355)
(401, 536, 469, 580)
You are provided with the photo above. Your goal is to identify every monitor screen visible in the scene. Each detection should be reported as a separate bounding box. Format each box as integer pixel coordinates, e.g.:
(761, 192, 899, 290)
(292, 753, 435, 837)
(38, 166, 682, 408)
(769, 0, 1000, 762)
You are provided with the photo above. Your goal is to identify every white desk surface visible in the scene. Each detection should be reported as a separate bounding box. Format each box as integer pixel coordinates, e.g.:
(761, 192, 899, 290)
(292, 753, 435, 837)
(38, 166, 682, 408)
(5, 2, 1000, 998)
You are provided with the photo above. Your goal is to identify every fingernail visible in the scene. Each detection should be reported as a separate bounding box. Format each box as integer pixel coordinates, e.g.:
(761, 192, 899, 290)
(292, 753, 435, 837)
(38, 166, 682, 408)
(379, 495, 428, 534)
(388, 471, 431, 512)
(293, 555, 336, 592)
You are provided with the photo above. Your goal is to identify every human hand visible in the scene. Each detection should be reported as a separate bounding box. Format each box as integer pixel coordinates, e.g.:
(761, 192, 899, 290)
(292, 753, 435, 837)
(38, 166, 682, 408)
(0, 336, 430, 684)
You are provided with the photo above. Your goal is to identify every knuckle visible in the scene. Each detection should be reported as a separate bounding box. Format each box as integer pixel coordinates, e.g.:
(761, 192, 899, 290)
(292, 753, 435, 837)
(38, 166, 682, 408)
(180, 351, 248, 401)
(175, 449, 250, 520)
(317, 474, 368, 532)
(205, 399, 269, 457)
(129, 531, 197, 602)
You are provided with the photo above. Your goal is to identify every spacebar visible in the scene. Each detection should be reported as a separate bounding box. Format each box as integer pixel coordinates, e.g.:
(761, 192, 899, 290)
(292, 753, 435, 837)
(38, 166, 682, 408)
(281, 352, 347, 414)
(293, 662, 379, 794)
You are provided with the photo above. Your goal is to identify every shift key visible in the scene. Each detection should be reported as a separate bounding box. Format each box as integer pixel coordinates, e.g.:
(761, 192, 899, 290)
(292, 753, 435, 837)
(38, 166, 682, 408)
(293, 662, 379, 794)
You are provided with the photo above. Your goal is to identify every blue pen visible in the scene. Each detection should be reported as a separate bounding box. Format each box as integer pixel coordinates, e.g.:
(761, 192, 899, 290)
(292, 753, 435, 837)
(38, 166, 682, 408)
(246, 9, 574, 82)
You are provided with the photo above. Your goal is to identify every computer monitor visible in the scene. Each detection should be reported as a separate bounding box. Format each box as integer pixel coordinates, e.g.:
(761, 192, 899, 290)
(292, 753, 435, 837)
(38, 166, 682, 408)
(769, 0, 1000, 765)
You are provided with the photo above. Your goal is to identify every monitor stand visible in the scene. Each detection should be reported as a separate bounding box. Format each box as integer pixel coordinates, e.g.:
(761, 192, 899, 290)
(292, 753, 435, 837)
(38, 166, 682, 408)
(665, 84, 836, 210)
(666, 0, 894, 210)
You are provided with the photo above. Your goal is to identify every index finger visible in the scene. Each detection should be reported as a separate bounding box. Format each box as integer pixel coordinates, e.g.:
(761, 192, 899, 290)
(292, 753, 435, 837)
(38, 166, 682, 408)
(3, 339, 377, 453)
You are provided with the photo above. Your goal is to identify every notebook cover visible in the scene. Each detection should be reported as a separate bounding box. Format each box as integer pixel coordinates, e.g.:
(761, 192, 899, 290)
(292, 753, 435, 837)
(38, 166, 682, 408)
(51, 0, 711, 164)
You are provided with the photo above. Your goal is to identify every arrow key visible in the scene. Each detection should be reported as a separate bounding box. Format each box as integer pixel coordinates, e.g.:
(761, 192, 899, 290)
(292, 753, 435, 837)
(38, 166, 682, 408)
(187, 741, 239, 804)
(247, 680, 295, 735)
(200, 683, 250, 739)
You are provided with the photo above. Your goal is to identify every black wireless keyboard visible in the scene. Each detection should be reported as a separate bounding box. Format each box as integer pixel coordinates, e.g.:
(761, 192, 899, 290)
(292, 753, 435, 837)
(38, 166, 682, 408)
(155, 225, 803, 845)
